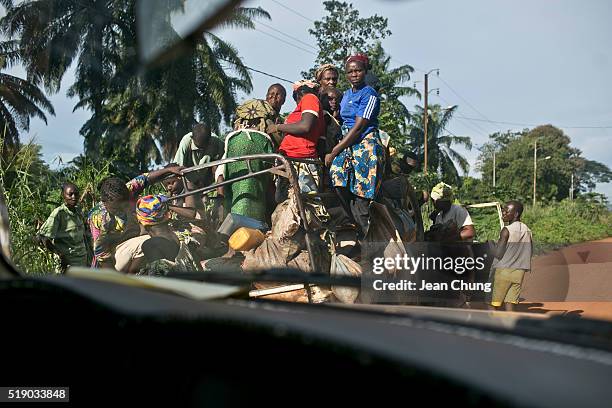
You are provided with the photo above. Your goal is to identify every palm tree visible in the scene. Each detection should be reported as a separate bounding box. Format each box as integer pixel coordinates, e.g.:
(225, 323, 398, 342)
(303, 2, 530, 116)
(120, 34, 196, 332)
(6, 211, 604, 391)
(0, 1, 269, 166)
(409, 104, 472, 185)
(103, 6, 268, 165)
(0, 43, 54, 151)
(0, 0, 136, 156)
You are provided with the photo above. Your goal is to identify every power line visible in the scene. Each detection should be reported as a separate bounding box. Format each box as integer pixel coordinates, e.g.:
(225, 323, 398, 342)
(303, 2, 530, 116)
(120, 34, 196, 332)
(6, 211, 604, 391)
(454, 115, 612, 130)
(388, 58, 499, 136)
(228, 18, 612, 132)
(256, 20, 317, 51)
(436, 93, 491, 137)
(253, 27, 317, 56)
(218, 58, 293, 84)
(269, 0, 315, 23)
(227, 59, 612, 130)
(435, 75, 497, 131)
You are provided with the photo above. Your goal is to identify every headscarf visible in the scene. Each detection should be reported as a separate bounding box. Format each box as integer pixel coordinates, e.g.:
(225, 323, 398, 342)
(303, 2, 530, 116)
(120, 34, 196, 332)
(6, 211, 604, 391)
(136, 194, 171, 226)
(315, 64, 339, 82)
(345, 53, 369, 68)
(233, 99, 277, 133)
(430, 182, 454, 202)
(292, 79, 318, 92)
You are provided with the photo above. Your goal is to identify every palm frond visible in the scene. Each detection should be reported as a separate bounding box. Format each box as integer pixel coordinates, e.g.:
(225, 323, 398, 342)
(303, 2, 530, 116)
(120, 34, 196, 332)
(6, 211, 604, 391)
(215, 6, 271, 30)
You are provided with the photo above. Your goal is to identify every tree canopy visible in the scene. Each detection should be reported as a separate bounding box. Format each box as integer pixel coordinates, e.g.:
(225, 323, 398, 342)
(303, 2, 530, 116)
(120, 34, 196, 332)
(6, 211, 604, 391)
(0, 0, 268, 171)
(477, 125, 612, 202)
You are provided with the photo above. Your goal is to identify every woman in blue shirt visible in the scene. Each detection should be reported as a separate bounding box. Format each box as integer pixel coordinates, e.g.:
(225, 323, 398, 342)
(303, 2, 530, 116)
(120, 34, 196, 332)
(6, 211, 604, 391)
(325, 54, 384, 237)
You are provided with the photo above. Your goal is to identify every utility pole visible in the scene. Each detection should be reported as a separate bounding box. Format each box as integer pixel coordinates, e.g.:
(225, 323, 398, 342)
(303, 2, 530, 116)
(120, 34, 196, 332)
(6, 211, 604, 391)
(493, 150, 496, 188)
(422, 69, 439, 175)
(423, 72, 429, 175)
(570, 173, 574, 200)
(533, 139, 537, 207)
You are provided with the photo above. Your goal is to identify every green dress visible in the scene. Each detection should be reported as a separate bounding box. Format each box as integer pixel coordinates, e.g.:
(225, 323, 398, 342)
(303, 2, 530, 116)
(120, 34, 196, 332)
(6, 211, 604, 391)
(223, 129, 274, 222)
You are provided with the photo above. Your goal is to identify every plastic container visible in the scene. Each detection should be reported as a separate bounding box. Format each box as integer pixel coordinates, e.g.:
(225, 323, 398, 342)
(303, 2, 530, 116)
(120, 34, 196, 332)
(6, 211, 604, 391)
(228, 227, 265, 251)
(217, 213, 268, 237)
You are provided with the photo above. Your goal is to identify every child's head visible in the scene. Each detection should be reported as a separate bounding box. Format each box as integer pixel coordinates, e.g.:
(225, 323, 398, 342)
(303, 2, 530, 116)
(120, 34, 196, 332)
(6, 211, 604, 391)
(162, 163, 184, 196)
(319, 86, 342, 113)
(62, 182, 79, 208)
(99, 177, 130, 215)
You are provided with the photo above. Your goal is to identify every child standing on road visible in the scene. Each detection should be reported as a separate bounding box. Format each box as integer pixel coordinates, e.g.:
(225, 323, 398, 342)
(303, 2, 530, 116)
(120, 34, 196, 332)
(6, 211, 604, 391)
(490, 200, 533, 311)
(36, 182, 89, 272)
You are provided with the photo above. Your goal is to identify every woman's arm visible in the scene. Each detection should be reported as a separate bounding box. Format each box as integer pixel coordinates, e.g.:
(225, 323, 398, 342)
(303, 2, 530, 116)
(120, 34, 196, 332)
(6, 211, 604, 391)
(270, 112, 317, 136)
(147, 166, 185, 185)
(324, 117, 369, 166)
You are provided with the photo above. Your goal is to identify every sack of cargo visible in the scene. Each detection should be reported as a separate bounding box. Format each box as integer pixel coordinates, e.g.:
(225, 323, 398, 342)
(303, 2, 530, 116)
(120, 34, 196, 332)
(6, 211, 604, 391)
(330, 252, 361, 304)
(271, 190, 328, 241)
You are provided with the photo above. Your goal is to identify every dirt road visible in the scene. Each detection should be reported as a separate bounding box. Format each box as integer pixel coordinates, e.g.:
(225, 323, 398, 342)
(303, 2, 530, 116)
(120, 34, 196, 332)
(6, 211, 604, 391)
(518, 237, 612, 320)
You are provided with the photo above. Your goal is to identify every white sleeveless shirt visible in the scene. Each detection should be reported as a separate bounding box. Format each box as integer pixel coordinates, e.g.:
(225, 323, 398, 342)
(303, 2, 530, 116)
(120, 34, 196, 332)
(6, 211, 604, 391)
(496, 221, 532, 270)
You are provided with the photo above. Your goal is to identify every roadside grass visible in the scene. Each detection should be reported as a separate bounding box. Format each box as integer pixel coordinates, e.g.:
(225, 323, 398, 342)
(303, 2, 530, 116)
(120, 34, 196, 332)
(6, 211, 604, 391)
(470, 199, 612, 254)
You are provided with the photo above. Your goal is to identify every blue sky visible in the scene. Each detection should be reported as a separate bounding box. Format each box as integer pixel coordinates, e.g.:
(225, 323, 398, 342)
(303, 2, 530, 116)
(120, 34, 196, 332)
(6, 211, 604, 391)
(6, 0, 612, 197)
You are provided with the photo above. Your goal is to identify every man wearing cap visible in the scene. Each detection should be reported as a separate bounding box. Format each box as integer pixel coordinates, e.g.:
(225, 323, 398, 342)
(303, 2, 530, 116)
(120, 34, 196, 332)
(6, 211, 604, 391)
(430, 182, 475, 242)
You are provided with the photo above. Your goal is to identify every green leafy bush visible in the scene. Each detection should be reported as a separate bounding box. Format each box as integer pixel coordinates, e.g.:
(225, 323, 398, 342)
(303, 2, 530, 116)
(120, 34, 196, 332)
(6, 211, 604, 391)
(470, 197, 611, 254)
(1, 142, 114, 273)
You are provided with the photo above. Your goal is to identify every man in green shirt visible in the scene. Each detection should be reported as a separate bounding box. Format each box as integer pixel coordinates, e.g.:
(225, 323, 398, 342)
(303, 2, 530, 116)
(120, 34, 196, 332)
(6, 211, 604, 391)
(36, 183, 89, 272)
(173, 123, 224, 229)
(173, 123, 223, 186)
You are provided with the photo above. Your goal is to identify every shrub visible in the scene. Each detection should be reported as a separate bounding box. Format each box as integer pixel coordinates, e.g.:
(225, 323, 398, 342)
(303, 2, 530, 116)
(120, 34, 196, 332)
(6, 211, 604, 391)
(1, 142, 114, 273)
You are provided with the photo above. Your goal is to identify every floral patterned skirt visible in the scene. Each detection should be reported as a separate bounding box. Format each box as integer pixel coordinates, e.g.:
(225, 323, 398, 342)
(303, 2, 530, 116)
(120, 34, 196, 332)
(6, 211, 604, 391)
(329, 131, 385, 200)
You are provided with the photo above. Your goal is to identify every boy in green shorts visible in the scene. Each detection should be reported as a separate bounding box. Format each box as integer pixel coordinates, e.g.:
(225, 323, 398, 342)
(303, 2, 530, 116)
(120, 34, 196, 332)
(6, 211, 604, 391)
(490, 201, 533, 311)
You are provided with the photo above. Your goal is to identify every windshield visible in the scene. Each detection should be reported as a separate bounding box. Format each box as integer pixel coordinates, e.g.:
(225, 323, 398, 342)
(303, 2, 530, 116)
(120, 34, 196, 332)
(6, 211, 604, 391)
(0, 0, 611, 324)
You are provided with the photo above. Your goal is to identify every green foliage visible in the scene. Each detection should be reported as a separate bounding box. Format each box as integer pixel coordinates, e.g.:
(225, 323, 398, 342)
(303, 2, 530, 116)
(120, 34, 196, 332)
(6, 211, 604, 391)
(1, 140, 58, 272)
(456, 176, 523, 205)
(306, 0, 391, 72)
(477, 126, 612, 202)
(0, 1, 268, 169)
(0, 41, 55, 150)
(0, 139, 115, 273)
(408, 172, 441, 231)
(55, 155, 115, 211)
(524, 198, 612, 253)
(467, 206, 502, 243)
(408, 104, 472, 185)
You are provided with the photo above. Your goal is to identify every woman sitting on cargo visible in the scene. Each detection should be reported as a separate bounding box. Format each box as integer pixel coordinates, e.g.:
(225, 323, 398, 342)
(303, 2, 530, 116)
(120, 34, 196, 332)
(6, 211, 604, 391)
(214, 99, 277, 224)
(135, 194, 202, 275)
(325, 53, 384, 239)
(267, 80, 325, 202)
